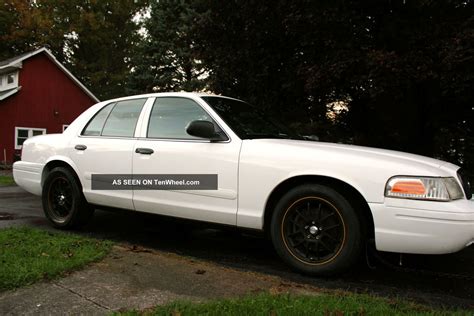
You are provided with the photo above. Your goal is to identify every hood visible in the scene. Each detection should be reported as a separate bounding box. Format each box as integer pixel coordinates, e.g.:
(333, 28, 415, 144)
(243, 139, 459, 175)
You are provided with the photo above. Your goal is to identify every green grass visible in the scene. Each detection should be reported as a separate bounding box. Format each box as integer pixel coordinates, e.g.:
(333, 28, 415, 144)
(0, 175, 14, 186)
(0, 226, 112, 291)
(118, 292, 469, 316)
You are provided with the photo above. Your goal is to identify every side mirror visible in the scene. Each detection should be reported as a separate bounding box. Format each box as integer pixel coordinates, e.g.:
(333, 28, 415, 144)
(186, 120, 227, 141)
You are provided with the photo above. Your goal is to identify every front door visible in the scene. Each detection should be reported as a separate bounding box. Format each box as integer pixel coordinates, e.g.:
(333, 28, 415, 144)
(132, 96, 241, 225)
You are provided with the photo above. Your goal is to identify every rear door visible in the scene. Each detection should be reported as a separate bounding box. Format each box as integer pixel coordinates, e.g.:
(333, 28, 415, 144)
(69, 98, 149, 210)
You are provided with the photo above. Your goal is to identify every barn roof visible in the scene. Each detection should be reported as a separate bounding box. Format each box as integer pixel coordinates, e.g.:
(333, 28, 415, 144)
(0, 47, 99, 102)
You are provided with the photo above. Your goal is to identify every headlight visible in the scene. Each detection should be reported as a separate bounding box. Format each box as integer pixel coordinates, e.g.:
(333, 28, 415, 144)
(385, 176, 464, 201)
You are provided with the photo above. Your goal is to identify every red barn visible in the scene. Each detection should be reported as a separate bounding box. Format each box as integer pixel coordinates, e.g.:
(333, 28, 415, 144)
(0, 47, 98, 165)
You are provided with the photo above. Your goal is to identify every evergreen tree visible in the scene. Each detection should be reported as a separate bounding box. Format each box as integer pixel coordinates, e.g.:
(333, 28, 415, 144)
(127, 0, 207, 94)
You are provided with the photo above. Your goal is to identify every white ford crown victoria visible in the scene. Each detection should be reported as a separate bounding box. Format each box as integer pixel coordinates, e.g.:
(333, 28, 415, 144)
(13, 92, 473, 275)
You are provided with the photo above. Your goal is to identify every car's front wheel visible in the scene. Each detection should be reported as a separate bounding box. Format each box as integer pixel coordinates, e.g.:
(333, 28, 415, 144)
(42, 167, 94, 228)
(270, 184, 363, 275)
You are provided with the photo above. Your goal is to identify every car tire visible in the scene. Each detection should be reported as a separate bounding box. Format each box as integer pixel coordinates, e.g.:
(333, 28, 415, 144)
(270, 183, 363, 276)
(42, 167, 94, 229)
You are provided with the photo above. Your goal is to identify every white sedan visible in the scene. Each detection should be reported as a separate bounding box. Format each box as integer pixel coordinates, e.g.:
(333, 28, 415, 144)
(13, 93, 473, 275)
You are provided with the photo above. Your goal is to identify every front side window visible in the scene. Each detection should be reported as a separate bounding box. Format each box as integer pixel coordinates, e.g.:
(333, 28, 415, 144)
(82, 98, 146, 137)
(147, 97, 220, 140)
(202, 96, 302, 140)
(15, 127, 46, 149)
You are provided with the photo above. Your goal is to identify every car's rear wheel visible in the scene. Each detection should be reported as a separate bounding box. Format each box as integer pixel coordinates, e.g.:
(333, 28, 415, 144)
(270, 184, 362, 275)
(42, 167, 94, 228)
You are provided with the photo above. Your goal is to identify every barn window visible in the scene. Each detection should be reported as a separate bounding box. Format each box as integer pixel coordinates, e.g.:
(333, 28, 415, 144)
(0, 71, 19, 91)
(62, 125, 69, 132)
(15, 127, 46, 149)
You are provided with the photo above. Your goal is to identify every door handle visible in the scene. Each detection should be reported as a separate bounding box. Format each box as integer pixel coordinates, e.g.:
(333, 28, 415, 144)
(135, 148, 154, 155)
(74, 144, 87, 151)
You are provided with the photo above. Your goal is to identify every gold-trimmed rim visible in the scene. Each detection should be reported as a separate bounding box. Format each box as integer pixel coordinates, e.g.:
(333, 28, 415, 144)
(281, 196, 347, 266)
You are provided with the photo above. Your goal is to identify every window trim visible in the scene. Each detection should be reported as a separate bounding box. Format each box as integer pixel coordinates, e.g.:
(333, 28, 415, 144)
(145, 96, 230, 142)
(80, 101, 116, 136)
(80, 98, 147, 138)
(1, 71, 19, 92)
(14, 127, 46, 149)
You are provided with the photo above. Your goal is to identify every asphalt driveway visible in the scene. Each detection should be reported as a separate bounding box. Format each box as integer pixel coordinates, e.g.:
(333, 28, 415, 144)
(0, 185, 473, 312)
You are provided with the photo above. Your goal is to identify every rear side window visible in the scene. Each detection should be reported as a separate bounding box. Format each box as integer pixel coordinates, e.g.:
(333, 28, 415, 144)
(147, 97, 216, 139)
(82, 99, 146, 137)
(82, 102, 115, 136)
(102, 99, 146, 137)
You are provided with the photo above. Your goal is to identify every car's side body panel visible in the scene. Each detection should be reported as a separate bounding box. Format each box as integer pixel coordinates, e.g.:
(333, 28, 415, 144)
(68, 136, 137, 210)
(236, 138, 457, 230)
(132, 139, 241, 225)
(12, 92, 474, 257)
(13, 133, 72, 195)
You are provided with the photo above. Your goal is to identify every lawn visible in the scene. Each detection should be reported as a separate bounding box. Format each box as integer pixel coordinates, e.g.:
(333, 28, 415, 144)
(0, 175, 15, 186)
(119, 292, 469, 316)
(0, 226, 112, 291)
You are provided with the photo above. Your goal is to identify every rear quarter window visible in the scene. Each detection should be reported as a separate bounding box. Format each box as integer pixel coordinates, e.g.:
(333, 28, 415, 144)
(82, 99, 146, 137)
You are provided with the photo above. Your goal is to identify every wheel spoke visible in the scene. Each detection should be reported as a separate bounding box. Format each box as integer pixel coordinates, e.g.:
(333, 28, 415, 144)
(315, 241, 320, 260)
(305, 241, 311, 258)
(319, 239, 332, 252)
(288, 229, 305, 237)
(321, 232, 338, 242)
(292, 238, 306, 247)
(324, 223, 341, 231)
(295, 209, 309, 221)
(320, 212, 335, 222)
(317, 203, 322, 223)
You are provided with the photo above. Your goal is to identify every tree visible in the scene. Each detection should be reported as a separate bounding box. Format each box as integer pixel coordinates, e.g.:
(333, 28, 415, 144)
(0, 0, 72, 61)
(192, 0, 474, 181)
(0, 0, 149, 100)
(127, 0, 207, 94)
(67, 0, 149, 100)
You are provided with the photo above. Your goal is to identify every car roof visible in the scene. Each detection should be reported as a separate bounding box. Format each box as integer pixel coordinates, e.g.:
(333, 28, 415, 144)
(101, 92, 243, 104)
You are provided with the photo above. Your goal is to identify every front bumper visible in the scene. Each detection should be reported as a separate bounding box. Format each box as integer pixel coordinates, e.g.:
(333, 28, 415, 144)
(370, 198, 474, 254)
(12, 161, 43, 196)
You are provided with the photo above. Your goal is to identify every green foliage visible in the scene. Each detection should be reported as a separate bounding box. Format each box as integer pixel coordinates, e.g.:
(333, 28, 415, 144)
(67, 0, 149, 100)
(1, 1, 473, 181)
(191, 0, 474, 181)
(0, 0, 149, 100)
(116, 292, 469, 316)
(0, 0, 70, 61)
(0, 176, 15, 186)
(127, 0, 207, 94)
(0, 227, 112, 290)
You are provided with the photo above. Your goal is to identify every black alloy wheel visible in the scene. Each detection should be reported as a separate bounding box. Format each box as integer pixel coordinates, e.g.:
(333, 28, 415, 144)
(271, 184, 363, 275)
(42, 167, 94, 228)
(47, 176, 74, 223)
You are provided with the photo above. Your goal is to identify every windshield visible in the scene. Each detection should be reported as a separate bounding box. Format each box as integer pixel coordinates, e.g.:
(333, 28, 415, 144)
(201, 96, 303, 140)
